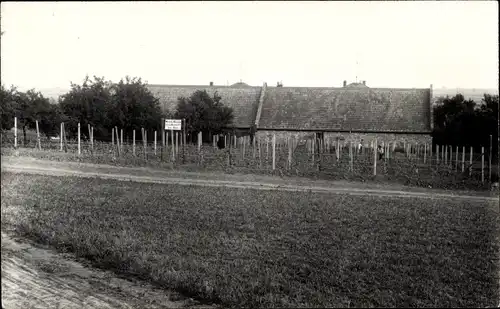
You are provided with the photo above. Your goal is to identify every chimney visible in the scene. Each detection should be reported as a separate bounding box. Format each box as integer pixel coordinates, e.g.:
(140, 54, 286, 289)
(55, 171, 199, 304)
(362, 80, 366, 86)
(209, 81, 213, 86)
(343, 80, 347, 87)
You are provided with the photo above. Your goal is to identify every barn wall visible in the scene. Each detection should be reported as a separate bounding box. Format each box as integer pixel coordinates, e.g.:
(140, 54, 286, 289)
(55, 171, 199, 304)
(255, 130, 431, 147)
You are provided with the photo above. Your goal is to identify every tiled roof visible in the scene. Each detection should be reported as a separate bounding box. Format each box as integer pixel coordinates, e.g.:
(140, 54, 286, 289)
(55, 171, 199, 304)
(258, 87, 431, 132)
(147, 85, 261, 128)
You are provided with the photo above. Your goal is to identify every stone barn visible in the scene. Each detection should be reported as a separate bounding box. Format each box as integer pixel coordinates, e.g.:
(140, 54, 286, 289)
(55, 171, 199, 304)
(254, 80, 433, 150)
(147, 82, 263, 142)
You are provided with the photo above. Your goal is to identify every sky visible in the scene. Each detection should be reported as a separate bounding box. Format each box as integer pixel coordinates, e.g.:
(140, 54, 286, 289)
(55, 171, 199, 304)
(1, 1, 498, 95)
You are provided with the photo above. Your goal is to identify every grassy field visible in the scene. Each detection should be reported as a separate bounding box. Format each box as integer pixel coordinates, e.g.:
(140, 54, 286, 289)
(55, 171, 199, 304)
(1, 172, 499, 308)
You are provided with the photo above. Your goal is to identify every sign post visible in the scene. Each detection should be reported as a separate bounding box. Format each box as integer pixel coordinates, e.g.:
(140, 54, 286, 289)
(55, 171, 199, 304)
(164, 119, 182, 162)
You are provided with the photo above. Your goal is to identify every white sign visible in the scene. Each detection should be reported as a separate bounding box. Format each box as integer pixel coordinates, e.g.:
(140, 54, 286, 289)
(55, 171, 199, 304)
(165, 119, 182, 131)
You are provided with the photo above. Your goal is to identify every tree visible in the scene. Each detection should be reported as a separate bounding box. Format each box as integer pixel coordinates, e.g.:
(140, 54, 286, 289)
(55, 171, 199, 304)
(175, 90, 233, 143)
(0, 84, 17, 131)
(432, 93, 499, 164)
(59, 75, 166, 141)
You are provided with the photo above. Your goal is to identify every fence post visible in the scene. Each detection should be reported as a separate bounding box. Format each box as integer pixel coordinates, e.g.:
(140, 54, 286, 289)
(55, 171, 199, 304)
(60, 122, 63, 152)
(253, 136, 256, 159)
(133, 130, 136, 156)
(115, 126, 121, 156)
(312, 137, 316, 167)
(87, 124, 92, 151)
(224, 135, 227, 148)
(450, 146, 453, 169)
(171, 130, 175, 162)
(455, 146, 458, 172)
(13, 117, 18, 149)
(423, 143, 427, 164)
(198, 131, 202, 165)
(481, 146, 485, 183)
(349, 141, 353, 172)
(154, 130, 157, 156)
(469, 146, 473, 175)
(373, 138, 377, 176)
(272, 134, 276, 171)
(242, 136, 246, 159)
(436, 144, 440, 164)
(266, 136, 269, 160)
(62, 122, 68, 153)
(91, 126, 94, 151)
(175, 131, 179, 159)
(429, 143, 432, 166)
(461, 146, 465, 172)
(258, 136, 262, 169)
(489, 135, 492, 181)
(120, 129, 123, 153)
(288, 136, 292, 170)
(78, 122, 81, 155)
(36, 120, 41, 150)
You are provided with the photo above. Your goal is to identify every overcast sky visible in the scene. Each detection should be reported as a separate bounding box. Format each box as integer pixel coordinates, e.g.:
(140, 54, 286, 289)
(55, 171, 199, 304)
(1, 1, 498, 93)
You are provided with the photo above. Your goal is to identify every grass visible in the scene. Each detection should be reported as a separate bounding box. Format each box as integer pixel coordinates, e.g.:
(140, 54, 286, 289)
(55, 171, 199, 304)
(1, 172, 499, 308)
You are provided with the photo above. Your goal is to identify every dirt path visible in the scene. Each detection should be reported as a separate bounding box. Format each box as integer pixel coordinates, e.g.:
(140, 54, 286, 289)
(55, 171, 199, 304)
(1, 156, 498, 202)
(1, 231, 214, 309)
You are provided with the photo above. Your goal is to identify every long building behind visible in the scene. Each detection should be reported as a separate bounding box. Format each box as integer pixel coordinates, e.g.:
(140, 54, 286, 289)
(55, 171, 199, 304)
(147, 80, 433, 146)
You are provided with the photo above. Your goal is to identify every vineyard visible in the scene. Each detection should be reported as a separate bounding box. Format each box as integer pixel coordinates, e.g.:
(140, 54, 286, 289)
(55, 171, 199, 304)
(2, 125, 497, 191)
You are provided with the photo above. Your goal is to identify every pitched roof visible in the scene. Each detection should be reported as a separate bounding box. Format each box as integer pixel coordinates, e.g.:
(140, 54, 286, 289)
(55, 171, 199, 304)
(147, 84, 261, 128)
(258, 87, 431, 132)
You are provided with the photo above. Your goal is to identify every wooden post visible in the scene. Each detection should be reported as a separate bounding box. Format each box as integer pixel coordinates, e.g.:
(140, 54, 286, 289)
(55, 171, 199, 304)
(489, 135, 492, 181)
(429, 143, 432, 166)
(436, 144, 440, 164)
(175, 131, 179, 159)
(120, 129, 123, 153)
(60, 122, 63, 151)
(423, 143, 427, 164)
(349, 141, 353, 172)
(450, 146, 453, 169)
(198, 131, 202, 153)
(242, 136, 246, 159)
(154, 131, 157, 155)
(133, 130, 136, 156)
(144, 129, 147, 160)
(77, 122, 81, 155)
(171, 130, 175, 162)
(336, 138, 340, 161)
(171, 129, 174, 161)
(373, 138, 377, 176)
(182, 119, 186, 164)
(87, 124, 92, 150)
(112, 128, 115, 147)
(312, 137, 316, 167)
(288, 136, 292, 170)
(115, 126, 121, 156)
(91, 126, 94, 151)
(224, 135, 227, 148)
(461, 146, 465, 172)
(455, 146, 458, 171)
(469, 146, 473, 175)
(481, 146, 484, 183)
(272, 134, 276, 170)
(62, 122, 68, 153)
(253, 136, 256, 159)
(14, 117, 18, 149)
(35, 120, 41, 150)
(258, 136, 262, 168)
(266, 136, 269, 160)
(213, 135, 216, 149)
(161, 127, 165, 161)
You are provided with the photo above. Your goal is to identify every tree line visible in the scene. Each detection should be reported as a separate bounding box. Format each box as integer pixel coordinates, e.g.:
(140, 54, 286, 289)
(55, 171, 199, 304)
(1, 75, 234, 144)
(432, 93, 499, 162)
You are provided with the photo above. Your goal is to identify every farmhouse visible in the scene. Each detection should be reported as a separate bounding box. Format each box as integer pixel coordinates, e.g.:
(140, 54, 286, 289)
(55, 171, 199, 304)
(148, 80, 433, 147)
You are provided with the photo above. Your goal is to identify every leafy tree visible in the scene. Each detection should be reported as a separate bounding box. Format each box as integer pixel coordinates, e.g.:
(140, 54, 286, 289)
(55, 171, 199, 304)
(175, 90, 233, 143)
(432, 93, 498, 164)
(0, 84, 17, 131)
(59, 75, 166, 141)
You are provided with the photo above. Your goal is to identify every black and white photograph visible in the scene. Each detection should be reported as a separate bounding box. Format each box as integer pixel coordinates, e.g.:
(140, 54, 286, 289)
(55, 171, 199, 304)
(1, 1, 499, 308)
